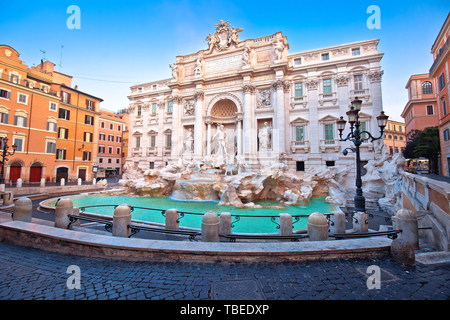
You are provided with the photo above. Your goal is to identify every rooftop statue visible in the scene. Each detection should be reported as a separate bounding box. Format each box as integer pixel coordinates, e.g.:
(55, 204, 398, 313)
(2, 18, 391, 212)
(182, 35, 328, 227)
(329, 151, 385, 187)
(206, 20, 244, 53)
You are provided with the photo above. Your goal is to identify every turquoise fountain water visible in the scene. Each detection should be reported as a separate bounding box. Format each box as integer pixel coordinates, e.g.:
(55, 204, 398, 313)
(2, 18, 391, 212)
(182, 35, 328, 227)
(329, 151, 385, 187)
(49, 194, 335, 234)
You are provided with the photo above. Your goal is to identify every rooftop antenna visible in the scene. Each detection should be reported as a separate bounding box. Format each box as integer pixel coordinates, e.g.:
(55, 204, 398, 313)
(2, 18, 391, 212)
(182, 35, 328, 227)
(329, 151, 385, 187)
(58, 45, 64, 72)
(40, 49, 46, 62)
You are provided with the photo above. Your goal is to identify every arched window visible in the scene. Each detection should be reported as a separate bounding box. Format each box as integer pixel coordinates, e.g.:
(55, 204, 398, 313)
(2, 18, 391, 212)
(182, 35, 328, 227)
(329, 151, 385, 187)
(422, 81, 433, 95)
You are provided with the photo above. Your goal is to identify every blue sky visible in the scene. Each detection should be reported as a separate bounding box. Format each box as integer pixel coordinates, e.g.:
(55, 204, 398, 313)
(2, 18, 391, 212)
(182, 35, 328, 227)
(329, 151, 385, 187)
(1, 1, 449, 121)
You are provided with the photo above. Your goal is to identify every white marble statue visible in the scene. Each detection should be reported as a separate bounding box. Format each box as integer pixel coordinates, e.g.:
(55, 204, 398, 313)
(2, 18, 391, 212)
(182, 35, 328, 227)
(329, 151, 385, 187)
(258, 122, 272, 151)
(274, 41, 284, 61)
(169, 63, 178, 80)
(194, 57, 203, 76)
(242, 47, 250, 68)
(183, 129, 194, 153)
(212, 124, 228, 157)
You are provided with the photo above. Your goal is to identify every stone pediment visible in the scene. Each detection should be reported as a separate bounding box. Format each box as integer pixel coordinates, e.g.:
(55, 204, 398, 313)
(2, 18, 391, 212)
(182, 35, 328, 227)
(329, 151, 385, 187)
(290, 116, 309, 124)
(319, 115, 339, 122)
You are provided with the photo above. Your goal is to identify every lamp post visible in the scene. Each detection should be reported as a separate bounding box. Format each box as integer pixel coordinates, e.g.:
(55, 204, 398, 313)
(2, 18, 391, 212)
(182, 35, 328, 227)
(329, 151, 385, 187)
(0, 137, 18, 185)
(337, 98, 389, 213)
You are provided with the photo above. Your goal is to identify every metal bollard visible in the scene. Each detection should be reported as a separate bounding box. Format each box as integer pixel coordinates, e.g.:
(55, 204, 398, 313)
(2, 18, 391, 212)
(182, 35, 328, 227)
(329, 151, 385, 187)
(201, 211, 219, 242)
(13, 197, 32, 222)
(307, 212, 329, 241)
(113, 204, 131, 238)
(165, 208, 179, 230)
(55, 198, 73, 229)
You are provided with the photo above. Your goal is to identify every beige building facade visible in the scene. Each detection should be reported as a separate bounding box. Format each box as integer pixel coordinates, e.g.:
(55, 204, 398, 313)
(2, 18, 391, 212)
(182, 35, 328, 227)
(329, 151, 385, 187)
(127, 21, 385, 179)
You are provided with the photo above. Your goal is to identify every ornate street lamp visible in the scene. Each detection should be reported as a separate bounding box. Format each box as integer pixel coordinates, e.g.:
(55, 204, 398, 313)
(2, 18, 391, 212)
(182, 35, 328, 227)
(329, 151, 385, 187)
(0, 137, 18, 185)
(337, 98, 389, 213)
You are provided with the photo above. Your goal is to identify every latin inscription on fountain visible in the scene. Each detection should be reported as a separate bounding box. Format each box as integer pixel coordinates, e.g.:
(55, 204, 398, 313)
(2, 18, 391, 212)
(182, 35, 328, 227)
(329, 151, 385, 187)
(205, 54, 243, 74)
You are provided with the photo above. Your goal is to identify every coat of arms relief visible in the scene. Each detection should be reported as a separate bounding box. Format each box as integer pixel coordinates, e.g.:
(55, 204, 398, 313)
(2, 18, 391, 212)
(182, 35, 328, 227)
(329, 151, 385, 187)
(205, 20, 244, 54)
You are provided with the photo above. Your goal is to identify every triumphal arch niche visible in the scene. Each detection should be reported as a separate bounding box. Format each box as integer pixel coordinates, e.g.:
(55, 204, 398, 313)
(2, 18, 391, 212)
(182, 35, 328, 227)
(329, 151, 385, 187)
(128, 19, 384, 172)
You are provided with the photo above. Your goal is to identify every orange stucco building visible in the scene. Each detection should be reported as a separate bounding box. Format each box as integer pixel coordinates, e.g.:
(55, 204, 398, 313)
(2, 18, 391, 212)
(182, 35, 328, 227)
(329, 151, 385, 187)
(430, 12, 450, 176)
(401, 74, 438, 140)
(383, 120, 406, 156)
(0, 45, 103, 183)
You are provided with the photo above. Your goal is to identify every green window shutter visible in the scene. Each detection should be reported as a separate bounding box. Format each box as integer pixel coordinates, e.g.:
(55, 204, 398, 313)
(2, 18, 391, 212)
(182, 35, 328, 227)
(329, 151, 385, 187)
(296, 126, 304, 141)
(325, 124, 334, 140)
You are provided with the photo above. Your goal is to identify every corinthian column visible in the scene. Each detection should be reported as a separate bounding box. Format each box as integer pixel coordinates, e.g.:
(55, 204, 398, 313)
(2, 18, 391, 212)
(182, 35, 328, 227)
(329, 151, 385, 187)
(171, 95, 183, 161)
(194, 91, 204, 159)
(273, 79, 287, 154)
(242, 84, 256, 160)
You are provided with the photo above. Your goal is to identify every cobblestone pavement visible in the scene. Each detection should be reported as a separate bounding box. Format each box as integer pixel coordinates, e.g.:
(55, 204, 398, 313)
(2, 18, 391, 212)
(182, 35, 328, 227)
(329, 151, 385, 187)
(0, 241, 449, 301)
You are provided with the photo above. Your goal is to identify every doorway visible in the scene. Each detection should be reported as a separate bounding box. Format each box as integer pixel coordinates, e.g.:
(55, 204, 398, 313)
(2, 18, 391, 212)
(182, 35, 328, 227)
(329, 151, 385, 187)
(56, 167, 68, 182)
(78, 168, 87, 182)
(29, 163, 43, 182)
(9, 162, 22, 182)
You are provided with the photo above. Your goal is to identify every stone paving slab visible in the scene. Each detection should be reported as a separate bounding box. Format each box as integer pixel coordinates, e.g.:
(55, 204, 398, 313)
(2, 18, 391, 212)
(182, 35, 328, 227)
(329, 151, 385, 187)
(0, 241, 449, 301)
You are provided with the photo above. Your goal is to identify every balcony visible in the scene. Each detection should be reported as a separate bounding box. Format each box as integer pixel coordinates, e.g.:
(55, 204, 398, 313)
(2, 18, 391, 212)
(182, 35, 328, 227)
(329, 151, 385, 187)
(131, 147, 142, 156)
(430, 33, 450, 75)
(349, 89, 370, 102)
(163, 146, 172, 155)
(318, 92, 337, 106)
(320, 139, 340, 152)
(147, 147, 158, 156)
(291, 140, 309, 153)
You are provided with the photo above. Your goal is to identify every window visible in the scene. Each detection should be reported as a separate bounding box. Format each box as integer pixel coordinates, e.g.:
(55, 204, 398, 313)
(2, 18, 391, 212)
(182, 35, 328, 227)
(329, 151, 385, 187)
(444, 129, 450, 141)
(108, 134, 114, 142)
(354, 75, 363, 90)
(135, 136, 140, 148)
(427, 105, 434, 115)
(46, 141, 56, 154)
(10, 74, 19, 84)
(138, 88, 143, 93)
(295, 126, 304, 141)
(137, 106, 142, 117)
(150, 135, 156, 148)
(168, 101, 173, 113)
(294, 58, 301, 66)
(352, 48, 360, 56)
(152, 103, 157, 114)
(149, 162, 155, 170)
(443, 99, 448, 116)
(388, 135, 392, 139)
(116, 136, 122, 143)
(86, 100, 95, 111)
(58, 127, 69, 139)
(116, 147, 121, 155)
(439, 73, 446, 91)
(14, 115, 27, 127)
(0, 89, 11, 100)
(108, 147, 113, 154)
(61, 91, 71, 104)
(58, 108, 70, 120)
(108, 159, 112, 164)
(47, 121, 57, 132)
(99, 133, 105, 141)
(17, 93, 27, 104)
(83, 132, 93, 143)
(400, 136, 404, 141)
(14, 138, 24, 152)
(389, 147, 394, 155)
(295, 83, 303, 97)
(117, 125, 121, 132)
(99, 146, 105, 153)
(322, 53, 329, 61)
(394, 136, 398, 140)
(324, 124, 334, 140)
(99, 158, 103, 163)
(360, 121, 368, 140)
(166, 135, 172, 147)
(323, 79, 332, 94)
(153, 85, 157, 90)
(422, 81, 433, 94)
(326, 161, 335, 167)
(0, 112, 9, 124)
(49, 102, 57, 111)
(56, 149, 66, 160)
(85, 115, 94, 125)
(109, 123, 114, 130)
(82, 151, 91, 161)
(296, 161, 305, 172)
(100, 122, 105, 128)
